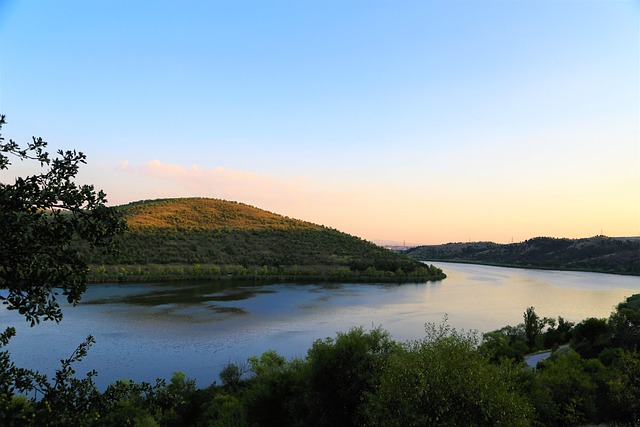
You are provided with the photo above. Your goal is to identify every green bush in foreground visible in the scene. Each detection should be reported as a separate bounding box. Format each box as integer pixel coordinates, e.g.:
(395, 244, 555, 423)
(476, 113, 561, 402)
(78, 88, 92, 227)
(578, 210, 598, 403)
(2, 298, 640, 426)
(364, 323, 532, 427)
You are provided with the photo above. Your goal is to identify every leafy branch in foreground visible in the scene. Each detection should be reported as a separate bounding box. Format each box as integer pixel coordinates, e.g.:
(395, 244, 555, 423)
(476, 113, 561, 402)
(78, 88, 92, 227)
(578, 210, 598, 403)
(0, 335, 101, 426)
(0, 115, 125, 425)
(0, 114, 126, 325)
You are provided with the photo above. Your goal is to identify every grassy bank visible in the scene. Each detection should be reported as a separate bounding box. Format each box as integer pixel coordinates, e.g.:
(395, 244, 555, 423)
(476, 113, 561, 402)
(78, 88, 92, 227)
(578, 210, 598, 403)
(87, 262, 446, 283)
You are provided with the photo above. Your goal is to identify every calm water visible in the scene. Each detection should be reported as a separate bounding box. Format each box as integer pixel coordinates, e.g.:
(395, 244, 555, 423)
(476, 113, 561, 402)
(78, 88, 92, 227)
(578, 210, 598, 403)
(3, 262, 639, 389)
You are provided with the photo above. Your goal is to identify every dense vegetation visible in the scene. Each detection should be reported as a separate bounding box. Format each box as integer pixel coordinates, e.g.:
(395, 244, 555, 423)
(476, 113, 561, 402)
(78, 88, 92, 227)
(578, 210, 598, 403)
(3, 294, 638, 426)
(86, 198, 444, 282)
(403, 235, 640, 275)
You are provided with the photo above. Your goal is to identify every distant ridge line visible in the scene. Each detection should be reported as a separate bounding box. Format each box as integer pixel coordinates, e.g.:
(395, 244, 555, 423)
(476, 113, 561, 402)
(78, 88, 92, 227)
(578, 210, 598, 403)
(402, 235, 640, 276)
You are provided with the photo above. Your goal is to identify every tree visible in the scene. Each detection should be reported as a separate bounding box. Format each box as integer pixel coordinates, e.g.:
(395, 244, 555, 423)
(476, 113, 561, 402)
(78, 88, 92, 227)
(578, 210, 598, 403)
(571, 317, 611, 359)
(535, 352, 603, 425)
(610, 294, 640, 351)
(0, 115, 125, 325)
(524, 306, 544, 349)
(304, 326, 398, 427)
(543, 316, 574, 349)
(606, 349, 640, 423)
(0, 115, 125, 423)
(219, 363, 242, 389)
(480, 330, 528, 363)
(364, 321, 533, 426)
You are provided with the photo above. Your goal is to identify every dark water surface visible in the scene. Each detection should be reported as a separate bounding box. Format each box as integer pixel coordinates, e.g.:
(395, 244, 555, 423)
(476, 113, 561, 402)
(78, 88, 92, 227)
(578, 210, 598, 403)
(3, 262, 639, 389)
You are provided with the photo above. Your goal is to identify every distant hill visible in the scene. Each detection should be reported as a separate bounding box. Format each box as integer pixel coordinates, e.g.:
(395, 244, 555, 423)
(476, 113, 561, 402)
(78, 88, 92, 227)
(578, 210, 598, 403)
(88, 198, 444, 282)
(402, 236, 640, 275)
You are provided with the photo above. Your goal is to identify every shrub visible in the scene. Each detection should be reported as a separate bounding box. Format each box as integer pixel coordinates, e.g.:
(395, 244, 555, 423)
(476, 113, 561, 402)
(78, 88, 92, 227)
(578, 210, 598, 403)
(364, 322, 533, 427)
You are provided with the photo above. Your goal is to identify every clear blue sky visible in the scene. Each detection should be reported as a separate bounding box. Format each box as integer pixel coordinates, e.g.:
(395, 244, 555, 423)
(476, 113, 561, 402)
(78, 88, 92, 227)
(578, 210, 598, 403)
(1, 0, 638, 244)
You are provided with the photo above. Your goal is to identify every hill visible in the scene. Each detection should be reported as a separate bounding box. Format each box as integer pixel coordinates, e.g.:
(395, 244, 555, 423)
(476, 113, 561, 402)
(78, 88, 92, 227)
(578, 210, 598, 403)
(88, 198, 444, 282)
(402, 236, 640, 275)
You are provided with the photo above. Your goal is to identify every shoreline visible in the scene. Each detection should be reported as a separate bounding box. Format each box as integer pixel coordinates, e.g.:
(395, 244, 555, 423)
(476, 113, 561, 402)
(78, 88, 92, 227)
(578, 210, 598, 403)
(87, 263, 446, 284)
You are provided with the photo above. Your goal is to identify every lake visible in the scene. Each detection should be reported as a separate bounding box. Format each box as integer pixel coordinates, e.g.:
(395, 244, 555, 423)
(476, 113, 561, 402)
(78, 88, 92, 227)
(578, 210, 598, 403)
(3, 262, 639, 389)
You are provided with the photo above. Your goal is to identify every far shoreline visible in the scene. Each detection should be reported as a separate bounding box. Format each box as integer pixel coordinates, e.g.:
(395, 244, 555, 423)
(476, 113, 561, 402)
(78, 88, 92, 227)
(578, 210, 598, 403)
(419, 259, 639, 277)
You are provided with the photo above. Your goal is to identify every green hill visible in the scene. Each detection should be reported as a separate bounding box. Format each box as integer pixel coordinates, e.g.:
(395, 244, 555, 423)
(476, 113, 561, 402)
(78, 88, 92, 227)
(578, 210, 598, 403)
(403, 236, 640, 275)
(88, 198, 444, 282)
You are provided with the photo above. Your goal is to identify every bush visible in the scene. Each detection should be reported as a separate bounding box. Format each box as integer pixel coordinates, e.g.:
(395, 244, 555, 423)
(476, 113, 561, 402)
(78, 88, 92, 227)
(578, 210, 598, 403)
(364, 322, 533, 427)
(304, 327, 398, 427)
(534, 352, 602, 425)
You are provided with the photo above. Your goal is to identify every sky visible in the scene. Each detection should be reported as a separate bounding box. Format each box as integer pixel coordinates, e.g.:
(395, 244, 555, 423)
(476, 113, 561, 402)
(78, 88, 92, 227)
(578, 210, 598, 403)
(0, 0, 638, 245)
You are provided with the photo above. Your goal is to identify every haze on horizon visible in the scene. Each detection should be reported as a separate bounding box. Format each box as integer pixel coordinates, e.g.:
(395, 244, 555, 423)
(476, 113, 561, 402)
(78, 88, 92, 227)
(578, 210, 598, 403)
(0, 0, 638, 245)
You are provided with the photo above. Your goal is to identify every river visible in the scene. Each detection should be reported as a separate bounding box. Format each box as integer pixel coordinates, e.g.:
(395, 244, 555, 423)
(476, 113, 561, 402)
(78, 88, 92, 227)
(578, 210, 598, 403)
(2, 262, 639, 389)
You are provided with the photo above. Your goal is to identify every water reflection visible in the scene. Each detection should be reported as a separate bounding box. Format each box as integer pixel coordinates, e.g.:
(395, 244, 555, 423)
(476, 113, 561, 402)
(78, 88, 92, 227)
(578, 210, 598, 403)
(3, 263, 639, 389)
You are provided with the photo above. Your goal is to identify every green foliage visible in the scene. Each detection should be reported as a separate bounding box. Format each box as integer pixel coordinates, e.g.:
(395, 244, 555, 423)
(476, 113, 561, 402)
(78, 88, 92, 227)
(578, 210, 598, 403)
(606, 349, 640, 424)
(304, 327, 398, 427)
(218, 364, 244, 389)
(618, 293, 640, 312)
(0, 335, 103, 426)
(610, 294, 640, 351)
(241, 357, 306, 427)
(365, 322, 532, 427)
(0, 115, 126, 325)
(480, 330, 528, 363)
(481, 307, 575, 365)
(571, 317, 612, 359)
(543, 316, 574, 349)
(534, 352, 604, 425)
(486, 293, 640, 426)
(0, 115, 125, 426)
(524, 306, 543, 349)
(201, 394, 247, 427)
(88, 261, 444, 284)
(98, 373, 209, 427)
(248, 350, 286, 377)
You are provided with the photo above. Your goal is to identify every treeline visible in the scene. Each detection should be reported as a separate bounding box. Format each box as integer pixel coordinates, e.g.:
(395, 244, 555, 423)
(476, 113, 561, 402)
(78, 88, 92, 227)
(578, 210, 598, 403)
(404, 235, 640, 275)
(87, 262, 445, 284)
(82, 198, 443, 282)
(479, 294, 640, 426)
(3, 295, 638, 426)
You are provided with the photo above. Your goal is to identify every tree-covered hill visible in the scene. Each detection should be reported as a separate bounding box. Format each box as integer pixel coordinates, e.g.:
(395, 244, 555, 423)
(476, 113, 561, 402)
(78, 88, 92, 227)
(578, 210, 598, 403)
(403, 236, 640, 275)
(88, 198, 444, 282)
